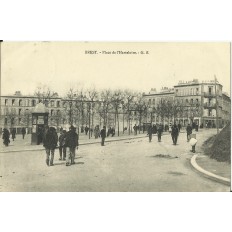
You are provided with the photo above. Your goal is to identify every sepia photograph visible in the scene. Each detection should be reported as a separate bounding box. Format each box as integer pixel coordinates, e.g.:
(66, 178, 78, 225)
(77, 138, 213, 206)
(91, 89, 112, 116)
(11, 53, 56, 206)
(0, 41, 231, 192)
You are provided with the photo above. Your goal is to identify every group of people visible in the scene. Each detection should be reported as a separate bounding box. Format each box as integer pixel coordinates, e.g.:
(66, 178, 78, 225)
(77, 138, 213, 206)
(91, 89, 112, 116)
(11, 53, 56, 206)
(146, 122, 194, 146)
(43, 125, 79, 167)
(2, 127, 26, 146)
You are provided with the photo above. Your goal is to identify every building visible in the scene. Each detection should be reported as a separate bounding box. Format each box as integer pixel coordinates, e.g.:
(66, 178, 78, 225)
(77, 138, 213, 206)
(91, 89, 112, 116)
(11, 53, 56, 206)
(143, 79, 230, 127)
(0, 91, 63, 133)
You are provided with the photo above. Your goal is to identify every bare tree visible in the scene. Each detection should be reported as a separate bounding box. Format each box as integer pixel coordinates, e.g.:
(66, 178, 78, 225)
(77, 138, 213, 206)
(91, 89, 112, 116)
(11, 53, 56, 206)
(34, 84, 57, 106)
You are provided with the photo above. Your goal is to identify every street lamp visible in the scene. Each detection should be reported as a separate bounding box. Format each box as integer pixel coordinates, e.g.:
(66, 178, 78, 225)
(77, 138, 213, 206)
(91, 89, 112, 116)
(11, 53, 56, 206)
(69, 101, 73, 125)
(148, 107, 153, 125)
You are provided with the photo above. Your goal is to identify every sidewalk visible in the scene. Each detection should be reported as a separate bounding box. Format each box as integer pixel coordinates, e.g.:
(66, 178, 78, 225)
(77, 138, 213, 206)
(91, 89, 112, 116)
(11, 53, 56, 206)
(0, 132, 150, 153)
(189, 130, 231, 186)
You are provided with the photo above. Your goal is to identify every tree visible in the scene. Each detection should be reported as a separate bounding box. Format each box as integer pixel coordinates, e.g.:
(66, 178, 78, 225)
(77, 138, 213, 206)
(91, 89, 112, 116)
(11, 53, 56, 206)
(34, 84, 57, 106)
(111, 90, 123, 136)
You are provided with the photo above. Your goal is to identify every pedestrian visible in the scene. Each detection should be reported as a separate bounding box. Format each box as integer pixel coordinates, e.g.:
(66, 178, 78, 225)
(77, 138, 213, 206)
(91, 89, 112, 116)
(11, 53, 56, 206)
(100, 126, 106, 146)
(157, 124, 163, 142)
(84, 125, 89, 135)
(133, 124, 137, 135)
(147, 125, 152, 142)
(177, 123, 181, 132)
(111, 127, 115, 137)
(22, 127, 26, 139)
(186, 123, 192, 142)
(2, 128, 10, 146)
(171, 123, 179, 145)
(11, 128, 16, 141)
(64, 125, 79, 166)
(58, 129, 67, 161)
(107, 127, 111, 137)
(43, 126, 58, 166)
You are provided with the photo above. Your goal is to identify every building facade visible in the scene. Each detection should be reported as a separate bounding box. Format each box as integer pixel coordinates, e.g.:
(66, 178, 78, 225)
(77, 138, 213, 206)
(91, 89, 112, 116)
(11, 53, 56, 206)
(0, 91, 63, 133)
(143, 79, 230, 127)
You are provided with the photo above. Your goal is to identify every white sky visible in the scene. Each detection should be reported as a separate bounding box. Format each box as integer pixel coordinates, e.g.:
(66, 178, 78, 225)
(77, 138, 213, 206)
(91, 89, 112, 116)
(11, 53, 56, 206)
(1, 42, 230, 96)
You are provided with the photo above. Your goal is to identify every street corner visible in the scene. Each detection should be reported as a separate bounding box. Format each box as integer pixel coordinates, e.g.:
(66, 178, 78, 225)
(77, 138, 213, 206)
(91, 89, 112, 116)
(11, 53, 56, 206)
(190, 154, 231, 186)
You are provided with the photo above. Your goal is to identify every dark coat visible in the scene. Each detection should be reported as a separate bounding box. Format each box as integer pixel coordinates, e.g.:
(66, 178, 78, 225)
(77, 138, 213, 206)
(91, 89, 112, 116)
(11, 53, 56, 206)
(186, 125, 192, 134)
(59, 133, 66, 147)
(22, 128, 26, 134)
(2, 129, 10, 140)
(65, 130, 79, 148)
(157, 126, 163, 135)
(100, 128, 106, 138)
(43, 129, 58, 149)
(171, 126, 179, 136)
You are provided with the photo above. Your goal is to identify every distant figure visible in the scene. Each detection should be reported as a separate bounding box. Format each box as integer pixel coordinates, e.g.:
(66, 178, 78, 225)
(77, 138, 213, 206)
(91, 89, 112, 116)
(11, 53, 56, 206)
(177, 123, 181, 132)
(147, 125, 152, 142)
(94, 125, 100, 139)
(107, 127, 111, 137)
(186, 123, 192, 142)
(58, 129, 67, 161)
(133, 124, 137, 135)
(171, 123, 179, 145)
(100, 126, 106, 146)
(195, 123, 199, 132)
(11, 128, 16, 141)
(21, 127, 26, 139)
(157, 124, 163, 142)
(85, 125, 89, 135)
(65, 125, 79, 166)
(2, 128, 10, 146)
(111, 127, 115, 137)
(43, 126, 58, 166)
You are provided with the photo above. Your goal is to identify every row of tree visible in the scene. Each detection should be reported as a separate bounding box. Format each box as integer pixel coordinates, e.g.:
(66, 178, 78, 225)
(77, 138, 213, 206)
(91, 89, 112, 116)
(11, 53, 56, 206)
(2, 84, 201, 134)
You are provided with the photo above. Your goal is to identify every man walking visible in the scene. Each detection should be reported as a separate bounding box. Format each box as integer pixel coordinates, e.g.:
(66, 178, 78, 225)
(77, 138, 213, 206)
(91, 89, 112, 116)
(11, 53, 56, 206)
(11, 128, 16, 141)
(171, 123, 179, 145)
(186, 123, 192, 142)
(43, 126, 58, 166)
(22, 127, 26, 139)
(157, 124, 163, 142)
(147, 125, 152, 142)
(58, 129, 67, 161)
(100, 126, 106, 146)
(65, 126, 79, 166)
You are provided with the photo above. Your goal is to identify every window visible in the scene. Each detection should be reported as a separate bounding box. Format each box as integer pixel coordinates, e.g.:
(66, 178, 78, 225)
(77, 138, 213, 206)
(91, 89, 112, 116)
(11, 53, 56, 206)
(5, 99, 8, 106)
(186, 99, 188, 103)
(19, 109, 22, 115)
(57, 110, 60, 115)
(208, 109, 212, 116)
(51, 101, 54, 107)
(19, 99, 22, 106)
(149, 99, 151, 104)
(12, 99, 15, 106)
(190, 99, 193, 104)
(19, 118, 21, 124)
(51, 110, 54, 116)
(32, 100, 36, 106)
(196, 88, 199, 95)
(196, 99, 199, 103)
(57, 101, 60, 107)
(152, 99, 155, 105)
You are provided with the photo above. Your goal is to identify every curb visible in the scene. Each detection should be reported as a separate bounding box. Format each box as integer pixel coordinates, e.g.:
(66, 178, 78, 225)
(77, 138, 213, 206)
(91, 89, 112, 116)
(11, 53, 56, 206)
(0, 135, 147, 154)
(190, 154, 230, 186)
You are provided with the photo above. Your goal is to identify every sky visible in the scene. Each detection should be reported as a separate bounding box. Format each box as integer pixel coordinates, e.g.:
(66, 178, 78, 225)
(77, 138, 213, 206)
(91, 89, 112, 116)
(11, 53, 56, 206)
(1, 42, 231, 96)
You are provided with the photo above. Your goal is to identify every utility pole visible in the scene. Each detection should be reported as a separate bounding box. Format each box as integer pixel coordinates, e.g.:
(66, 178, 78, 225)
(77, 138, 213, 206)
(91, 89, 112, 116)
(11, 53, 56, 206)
(214, 75, 219, 134)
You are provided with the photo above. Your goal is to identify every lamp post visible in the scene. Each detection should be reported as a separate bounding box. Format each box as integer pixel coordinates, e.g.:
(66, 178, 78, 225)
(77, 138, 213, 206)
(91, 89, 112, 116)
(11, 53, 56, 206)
(148, 107, 153, 125)
(69, 101, 73, 125)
